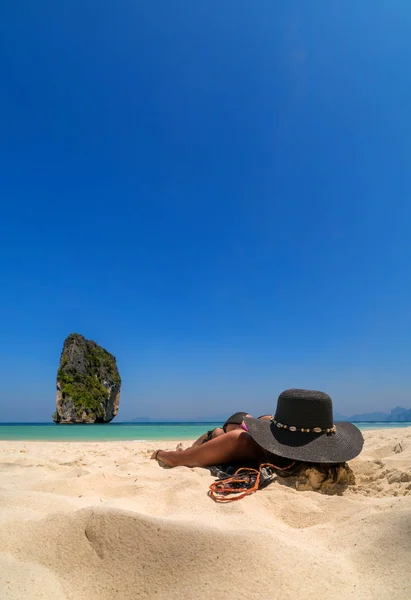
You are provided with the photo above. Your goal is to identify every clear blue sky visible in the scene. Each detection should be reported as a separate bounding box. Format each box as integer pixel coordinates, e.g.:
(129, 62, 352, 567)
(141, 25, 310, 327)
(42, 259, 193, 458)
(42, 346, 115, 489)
(1, 2, 410, 422)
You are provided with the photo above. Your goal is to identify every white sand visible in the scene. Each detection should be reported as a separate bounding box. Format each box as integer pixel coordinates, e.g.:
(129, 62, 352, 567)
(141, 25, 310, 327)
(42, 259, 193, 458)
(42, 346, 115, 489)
(0, 428, 410, 599)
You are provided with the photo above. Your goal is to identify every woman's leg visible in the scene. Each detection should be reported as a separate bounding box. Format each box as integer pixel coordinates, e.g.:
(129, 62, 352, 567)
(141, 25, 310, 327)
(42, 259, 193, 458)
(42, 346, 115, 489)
(191, 427, 225, 447)
(211, 427, 226, 438)
(151, 429, 263, 468)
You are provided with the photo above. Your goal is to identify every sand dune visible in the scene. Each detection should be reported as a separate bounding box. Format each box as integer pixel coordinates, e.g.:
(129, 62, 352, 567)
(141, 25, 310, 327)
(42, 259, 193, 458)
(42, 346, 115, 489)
(1, 428, 410, 599)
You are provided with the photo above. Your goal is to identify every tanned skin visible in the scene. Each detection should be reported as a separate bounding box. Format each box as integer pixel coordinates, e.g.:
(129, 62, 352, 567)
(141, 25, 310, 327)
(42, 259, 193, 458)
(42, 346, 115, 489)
(151, 429, 265, 468)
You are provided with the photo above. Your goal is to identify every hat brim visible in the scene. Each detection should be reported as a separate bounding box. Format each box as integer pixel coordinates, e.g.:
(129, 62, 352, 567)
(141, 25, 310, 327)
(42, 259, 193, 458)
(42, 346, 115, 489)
(244, 417, 364, 463)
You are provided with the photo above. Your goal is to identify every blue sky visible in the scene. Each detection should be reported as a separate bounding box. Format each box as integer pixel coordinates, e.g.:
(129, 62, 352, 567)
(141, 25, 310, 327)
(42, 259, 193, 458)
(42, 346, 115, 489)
(1, 2, 410, 422)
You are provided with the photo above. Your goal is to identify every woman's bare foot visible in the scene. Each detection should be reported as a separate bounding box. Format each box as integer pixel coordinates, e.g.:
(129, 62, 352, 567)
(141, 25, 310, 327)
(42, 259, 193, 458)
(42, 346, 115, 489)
(150, 450, 172, 468)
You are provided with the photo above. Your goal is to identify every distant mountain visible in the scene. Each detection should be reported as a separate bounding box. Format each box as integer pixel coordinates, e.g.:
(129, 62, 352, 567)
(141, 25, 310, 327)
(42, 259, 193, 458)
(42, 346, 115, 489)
(349, 411, 392, 422)
(335, 407, 411, 422)
(334, 412, 349, 421)
(390, 407, 411, 421)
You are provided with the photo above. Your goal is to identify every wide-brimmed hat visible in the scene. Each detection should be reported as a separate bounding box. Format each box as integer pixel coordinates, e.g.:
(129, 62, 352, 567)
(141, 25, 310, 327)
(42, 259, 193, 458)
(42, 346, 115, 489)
(244, 389, 363, 463)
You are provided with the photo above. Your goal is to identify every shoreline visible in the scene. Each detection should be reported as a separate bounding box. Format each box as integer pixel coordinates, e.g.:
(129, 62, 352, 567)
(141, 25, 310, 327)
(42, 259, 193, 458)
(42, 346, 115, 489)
(1, 422, 410, 443)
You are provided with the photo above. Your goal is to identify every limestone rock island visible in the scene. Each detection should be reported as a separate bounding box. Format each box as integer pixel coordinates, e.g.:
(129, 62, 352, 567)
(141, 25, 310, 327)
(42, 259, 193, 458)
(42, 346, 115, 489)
(53, 333, 121, 424)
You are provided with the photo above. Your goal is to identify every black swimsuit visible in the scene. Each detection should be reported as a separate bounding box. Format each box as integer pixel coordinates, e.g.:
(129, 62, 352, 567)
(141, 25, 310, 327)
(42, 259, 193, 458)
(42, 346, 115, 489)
(222, 411, 248, 432)
(202, 411, 248, 444)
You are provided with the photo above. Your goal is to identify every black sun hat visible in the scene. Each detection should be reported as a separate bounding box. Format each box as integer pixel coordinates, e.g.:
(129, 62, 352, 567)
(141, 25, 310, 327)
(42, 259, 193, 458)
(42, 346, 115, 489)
(244, 389, 364, 463)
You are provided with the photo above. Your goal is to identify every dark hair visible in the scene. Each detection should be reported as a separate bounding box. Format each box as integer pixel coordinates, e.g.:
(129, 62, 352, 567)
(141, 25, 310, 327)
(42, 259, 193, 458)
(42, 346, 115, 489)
(269, 458, 355, 494)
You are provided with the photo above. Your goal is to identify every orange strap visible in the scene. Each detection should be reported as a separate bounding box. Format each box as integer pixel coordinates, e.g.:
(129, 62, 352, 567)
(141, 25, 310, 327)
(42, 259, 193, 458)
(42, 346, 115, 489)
(208, 462, 296, 503)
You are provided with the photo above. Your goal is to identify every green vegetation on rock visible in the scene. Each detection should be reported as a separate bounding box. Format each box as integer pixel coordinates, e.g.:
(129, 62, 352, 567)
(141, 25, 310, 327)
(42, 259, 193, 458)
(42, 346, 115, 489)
(54, 333, 121, 423)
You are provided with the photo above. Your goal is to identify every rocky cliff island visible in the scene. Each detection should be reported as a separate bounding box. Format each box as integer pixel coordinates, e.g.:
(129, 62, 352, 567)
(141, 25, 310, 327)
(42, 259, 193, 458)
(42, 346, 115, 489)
(53, 333, 121, 424)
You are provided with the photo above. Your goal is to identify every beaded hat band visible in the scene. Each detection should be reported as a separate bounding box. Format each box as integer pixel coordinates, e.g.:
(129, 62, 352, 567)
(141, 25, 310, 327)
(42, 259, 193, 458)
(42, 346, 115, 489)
(271, 416, 336, 434)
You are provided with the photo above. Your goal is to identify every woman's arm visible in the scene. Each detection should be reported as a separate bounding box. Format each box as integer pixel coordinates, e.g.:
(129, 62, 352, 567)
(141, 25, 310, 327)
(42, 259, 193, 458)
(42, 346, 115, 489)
(151, 429, 262, 468)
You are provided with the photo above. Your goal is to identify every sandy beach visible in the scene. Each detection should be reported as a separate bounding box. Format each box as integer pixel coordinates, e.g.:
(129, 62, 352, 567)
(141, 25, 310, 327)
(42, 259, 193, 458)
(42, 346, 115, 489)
(1, 427, 410, 600)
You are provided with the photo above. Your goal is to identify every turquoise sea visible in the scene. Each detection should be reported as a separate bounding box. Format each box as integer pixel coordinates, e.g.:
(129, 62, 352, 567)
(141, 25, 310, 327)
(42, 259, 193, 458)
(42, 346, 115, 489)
(0, 422, 410, 441)
(0, 422, 222, 441)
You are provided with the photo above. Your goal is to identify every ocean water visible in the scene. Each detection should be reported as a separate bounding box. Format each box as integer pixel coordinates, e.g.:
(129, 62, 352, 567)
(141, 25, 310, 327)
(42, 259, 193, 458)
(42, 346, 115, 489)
(0, 421, 410, 441)
(0, 422, 222, 441)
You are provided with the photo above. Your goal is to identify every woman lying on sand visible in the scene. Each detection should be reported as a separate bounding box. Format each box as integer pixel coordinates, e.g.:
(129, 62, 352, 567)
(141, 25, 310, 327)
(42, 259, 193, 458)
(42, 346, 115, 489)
(151, 389, 364, 491)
